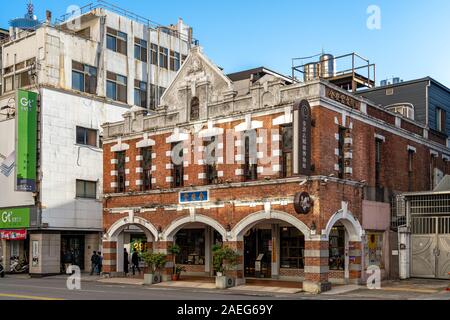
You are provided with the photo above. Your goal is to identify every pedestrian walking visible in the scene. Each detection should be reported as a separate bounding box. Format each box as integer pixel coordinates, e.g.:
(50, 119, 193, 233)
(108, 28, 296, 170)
(123, 248, 129, 275)
(97, 251, 103, 275)
(64, 250, 74, 273)
(90, 251, 98, 275)
(131, 250, 141, 276)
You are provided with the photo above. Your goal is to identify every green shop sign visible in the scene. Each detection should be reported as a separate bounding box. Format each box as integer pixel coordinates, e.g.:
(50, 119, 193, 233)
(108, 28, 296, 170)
(0, 208, 30, 229)
(16, 89, 38, 192)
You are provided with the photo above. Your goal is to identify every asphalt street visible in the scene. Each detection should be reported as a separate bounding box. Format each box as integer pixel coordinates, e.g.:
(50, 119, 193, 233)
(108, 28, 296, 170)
(0, 275, 449, 300)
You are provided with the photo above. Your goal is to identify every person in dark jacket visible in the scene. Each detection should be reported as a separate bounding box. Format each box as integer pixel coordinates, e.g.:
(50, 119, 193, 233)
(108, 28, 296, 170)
(123, 248, 129, 275)
(97, 251, 103, 275)
(90, 251, 98, 275)
(131, 251, 141, 276)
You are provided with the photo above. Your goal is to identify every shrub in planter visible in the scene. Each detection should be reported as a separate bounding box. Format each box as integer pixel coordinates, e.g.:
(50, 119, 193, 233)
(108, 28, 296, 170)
(212, 244, 238, 289)
(140, 251, 167, 285)
(168, 244, 182, 280)
(172, 265, 186, 281)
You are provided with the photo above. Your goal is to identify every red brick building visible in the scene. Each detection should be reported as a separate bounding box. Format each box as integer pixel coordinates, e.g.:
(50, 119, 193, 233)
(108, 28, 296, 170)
(101, 47, 450, 293)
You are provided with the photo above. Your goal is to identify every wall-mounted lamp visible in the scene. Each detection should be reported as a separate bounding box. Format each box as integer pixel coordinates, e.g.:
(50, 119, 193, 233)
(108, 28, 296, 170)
(311, 221, 316, 231)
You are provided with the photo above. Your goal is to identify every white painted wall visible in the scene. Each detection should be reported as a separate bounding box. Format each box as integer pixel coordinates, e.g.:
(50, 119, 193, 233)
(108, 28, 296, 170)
(39, 88, 128, 230)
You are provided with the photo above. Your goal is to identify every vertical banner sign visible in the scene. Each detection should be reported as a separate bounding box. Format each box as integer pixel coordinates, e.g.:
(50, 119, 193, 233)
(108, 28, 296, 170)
(293, 100, 312, 175)
(16, 89, 38, 192)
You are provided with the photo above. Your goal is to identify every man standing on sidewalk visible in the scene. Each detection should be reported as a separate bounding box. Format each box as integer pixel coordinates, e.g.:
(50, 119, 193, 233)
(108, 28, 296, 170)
(90, 251, 99, 276)
(97, 252, 103, 275)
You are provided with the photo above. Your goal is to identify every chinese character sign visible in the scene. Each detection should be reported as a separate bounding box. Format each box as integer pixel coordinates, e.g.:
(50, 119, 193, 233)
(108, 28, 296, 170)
(16, 89, 38, 192)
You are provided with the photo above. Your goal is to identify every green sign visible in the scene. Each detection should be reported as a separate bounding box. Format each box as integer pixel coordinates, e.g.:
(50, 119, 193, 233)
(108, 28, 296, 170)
(0, 208, 30, 229)
(16, 89, 38, 192)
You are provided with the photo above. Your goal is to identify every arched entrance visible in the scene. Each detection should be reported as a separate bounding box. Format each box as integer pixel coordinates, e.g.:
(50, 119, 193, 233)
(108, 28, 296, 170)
(230, 210, 311, 281)
(324, 209, 363, 284)
(103, 215, 159, 275)
(161, 214, 227, 277)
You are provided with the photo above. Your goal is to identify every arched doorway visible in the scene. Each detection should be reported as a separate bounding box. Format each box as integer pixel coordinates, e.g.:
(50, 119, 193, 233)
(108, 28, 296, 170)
(104, 216, 159, 276)
(324, 209, 363, 284)
(230, 210, 311, 281)
(162, 214, 227, 277)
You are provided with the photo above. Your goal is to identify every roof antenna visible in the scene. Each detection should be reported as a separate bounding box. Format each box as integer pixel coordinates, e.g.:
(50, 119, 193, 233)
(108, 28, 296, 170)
(27, 0, 34, 18)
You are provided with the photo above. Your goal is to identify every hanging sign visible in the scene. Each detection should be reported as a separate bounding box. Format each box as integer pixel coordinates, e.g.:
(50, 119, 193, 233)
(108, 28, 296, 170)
(293, 100, 312, 175)
(16, 89, 38, 192)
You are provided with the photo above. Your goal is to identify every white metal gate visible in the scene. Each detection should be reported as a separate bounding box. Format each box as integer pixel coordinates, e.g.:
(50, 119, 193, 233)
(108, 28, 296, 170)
(411, 216, 450, 279)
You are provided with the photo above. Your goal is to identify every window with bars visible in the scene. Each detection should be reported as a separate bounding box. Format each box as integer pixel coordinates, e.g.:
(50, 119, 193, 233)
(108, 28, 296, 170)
(76, 126, 97, 147)
(281, 125, 293, 178)
(72, 61, 97, 94)
(142, 147, 152, 191)
(375, 138, 383, 188)
(134, 37, 148, 62)
(107, 71, 127, 103)
(159, 46, 168, 69)
(338, 127, 347, 179)
(116, 151, 126, 193)
(436, 108, 446, 133)
(134, 80, 147, 108)
(106, 27, 127, 55)
(190, 97, 200, 121)
(170, 50, 180, 71)
(76, 180, 97, 199)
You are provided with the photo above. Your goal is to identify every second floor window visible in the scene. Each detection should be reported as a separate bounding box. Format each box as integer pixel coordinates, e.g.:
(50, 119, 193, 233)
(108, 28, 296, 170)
(436, 108, 446, 133)
(205, 136, 218, 184)
(72, 61, 97, 94)
(142, 147, 152, 191)
(281, 125, 293, 178)
(134, 38, 148, 62)
(172, 143, 184, 188)
(76, 126, 97, 147)
(408, 150, 415, 191)
(107, 72, 127, 103)
(76, 180, 97, 199)
(190, 97, 200, 121)
(244, 132, 258, 181)
(375, 139, 383, 188)
(134, 80, 147, 108)
(106, 27, 127, 55)
(338, 127, 347, 179)
(116, 151, 126, 193)
(170, 50, 180, 71)
(159, 46, 168, 69)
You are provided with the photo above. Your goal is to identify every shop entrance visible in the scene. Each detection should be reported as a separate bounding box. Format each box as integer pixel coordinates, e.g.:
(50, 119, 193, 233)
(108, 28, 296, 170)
(244, 228, 272, 278)
(61, 235, 85, 272)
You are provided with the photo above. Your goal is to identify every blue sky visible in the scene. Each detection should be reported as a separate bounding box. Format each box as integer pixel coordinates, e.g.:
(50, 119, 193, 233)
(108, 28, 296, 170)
(2, 0, 450, 87)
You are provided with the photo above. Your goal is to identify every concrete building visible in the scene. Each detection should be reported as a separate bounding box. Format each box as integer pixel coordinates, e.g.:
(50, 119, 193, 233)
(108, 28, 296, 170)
(101, 47, 450, 293)
(0, 2, 196, 275)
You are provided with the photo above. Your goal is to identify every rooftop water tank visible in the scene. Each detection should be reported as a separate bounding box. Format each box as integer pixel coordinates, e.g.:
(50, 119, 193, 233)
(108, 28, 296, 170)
(319, 54, 335, 79)
(303, 62, 319, 82)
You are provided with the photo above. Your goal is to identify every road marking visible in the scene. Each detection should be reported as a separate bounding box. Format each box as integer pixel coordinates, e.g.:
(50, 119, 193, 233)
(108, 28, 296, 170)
(0, 293, 64, 300)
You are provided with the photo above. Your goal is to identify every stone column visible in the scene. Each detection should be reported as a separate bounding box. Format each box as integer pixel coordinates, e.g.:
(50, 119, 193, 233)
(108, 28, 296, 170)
(303, 239, 331, 293)
(205, 226, 212, 274)
(102, 241, 117, 273)
(348, 241, 363, 284)
(225, 240, 245, 285)
(154, 240, 174, 281)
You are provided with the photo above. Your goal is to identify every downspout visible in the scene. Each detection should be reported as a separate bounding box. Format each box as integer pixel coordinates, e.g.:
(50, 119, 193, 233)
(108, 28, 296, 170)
(425, 79, 431, 128)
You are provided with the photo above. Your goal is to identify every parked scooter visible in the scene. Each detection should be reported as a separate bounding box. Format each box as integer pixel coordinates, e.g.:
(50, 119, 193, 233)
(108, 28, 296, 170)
(9, 256, 29, 273)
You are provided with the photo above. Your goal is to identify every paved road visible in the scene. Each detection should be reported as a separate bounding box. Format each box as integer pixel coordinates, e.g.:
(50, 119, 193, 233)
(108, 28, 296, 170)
(0, 275, 449, 300)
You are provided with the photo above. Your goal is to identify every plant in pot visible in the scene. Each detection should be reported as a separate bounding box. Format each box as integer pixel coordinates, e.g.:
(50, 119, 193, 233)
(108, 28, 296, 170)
(168, 244, 183, 281)
(140, 251, 167, 285)
(212, 244, 239, 289)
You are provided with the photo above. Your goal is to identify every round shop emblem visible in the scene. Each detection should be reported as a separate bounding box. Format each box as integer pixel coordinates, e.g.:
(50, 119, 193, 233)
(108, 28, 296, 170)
(294, 192, 313, 215)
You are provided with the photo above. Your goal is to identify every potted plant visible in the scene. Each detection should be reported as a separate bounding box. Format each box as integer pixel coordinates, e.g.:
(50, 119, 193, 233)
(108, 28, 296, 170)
(168, 244, 182, 280)
(172, 265, 186, 281)
(140, 251, 167, 285)
(212, 244, 239, 289)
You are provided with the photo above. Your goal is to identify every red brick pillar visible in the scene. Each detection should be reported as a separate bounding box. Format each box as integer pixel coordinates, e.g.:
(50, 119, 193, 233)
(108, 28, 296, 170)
(303, 239, 332, 293)
(348, 241, 363, 284)
(154, 241, 174, 281)
(102, 241, 117, 273)
(224, 241, 245, 285)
